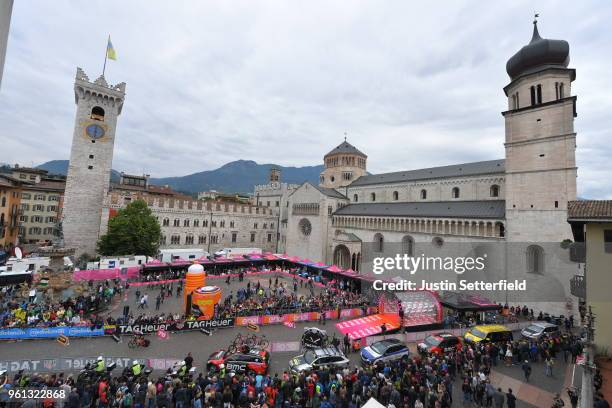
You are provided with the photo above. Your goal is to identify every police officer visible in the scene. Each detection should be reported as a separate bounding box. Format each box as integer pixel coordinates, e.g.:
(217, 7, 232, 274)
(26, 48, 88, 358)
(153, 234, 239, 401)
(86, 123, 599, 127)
(177, 361, 187, 377)
(131, 360, 142, 376)
(95, 356, 106, 373)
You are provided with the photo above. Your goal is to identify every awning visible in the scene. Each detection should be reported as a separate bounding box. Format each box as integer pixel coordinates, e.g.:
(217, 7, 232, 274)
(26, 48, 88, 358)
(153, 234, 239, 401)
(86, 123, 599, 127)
(310, 262, 329, 269)
(438, 292, 501, 312)
(326, 265, 343, 273)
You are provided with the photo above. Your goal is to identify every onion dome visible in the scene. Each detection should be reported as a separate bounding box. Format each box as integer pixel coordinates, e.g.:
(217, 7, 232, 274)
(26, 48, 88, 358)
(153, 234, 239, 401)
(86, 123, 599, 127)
(506, 20, 570, 80)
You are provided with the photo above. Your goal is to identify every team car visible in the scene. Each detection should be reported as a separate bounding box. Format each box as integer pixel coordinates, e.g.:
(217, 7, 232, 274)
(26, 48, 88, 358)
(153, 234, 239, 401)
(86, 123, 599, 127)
(207, 348, 270, 375)
(417, 332, 462, 355)
(289, 346, 350, 374)
(360, 338, 410, 366)
(521, 322, 560, 341)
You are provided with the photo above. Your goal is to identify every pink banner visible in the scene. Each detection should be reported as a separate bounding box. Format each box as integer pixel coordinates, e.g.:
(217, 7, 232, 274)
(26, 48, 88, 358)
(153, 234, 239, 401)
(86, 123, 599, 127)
(234, 306, 377, 327)
(73, 267, 141, 281)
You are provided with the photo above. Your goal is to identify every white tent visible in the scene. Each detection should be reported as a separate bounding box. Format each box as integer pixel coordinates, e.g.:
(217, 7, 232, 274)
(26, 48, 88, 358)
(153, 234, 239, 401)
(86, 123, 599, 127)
(362, 397, 386, 408)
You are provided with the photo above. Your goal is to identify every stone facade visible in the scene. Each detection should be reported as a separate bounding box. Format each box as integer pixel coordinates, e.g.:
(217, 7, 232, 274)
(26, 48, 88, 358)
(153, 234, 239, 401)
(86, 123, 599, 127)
(9, 167, 65, 244)
(254, 168, 299, 253)
(62, 68, 126, 256)
(101, 190, 277, 254)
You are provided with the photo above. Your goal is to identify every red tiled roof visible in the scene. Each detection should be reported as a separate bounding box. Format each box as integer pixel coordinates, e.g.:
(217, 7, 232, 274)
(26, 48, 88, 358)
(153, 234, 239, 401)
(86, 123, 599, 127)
(568, 200, 612, 220)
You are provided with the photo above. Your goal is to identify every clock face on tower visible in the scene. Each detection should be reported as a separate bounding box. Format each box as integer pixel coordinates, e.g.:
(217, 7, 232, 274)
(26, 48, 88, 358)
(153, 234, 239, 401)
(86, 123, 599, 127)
(85, 124, 105, 139)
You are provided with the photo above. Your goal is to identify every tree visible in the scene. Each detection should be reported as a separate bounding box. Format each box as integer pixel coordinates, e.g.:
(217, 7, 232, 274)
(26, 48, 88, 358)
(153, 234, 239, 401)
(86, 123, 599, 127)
(97, 199, 161, 257)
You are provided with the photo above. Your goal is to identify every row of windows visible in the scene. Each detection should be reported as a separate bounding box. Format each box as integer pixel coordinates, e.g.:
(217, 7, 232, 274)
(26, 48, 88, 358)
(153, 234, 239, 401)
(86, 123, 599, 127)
(19, 204, 58, 212)
(20, 193, 60, 201)
(354, 185, 501, 202)
(161, 232, 273, 246)
(370, 234, 546, 274)
(26, 227, 55, 235)
(18, 174, 38, 181)
(511, 82, 565, 110)
(160, 218, 274, 230)
(19, 215, 56, 223)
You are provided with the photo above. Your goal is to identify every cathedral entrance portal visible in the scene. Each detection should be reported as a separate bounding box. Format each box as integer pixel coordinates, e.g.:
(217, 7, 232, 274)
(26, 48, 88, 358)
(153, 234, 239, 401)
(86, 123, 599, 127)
(333, 244, 351, 270)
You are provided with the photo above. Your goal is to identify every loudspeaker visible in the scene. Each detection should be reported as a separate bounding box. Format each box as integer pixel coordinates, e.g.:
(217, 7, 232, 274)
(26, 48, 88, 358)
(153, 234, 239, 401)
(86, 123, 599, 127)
(123, 305, 130, 317)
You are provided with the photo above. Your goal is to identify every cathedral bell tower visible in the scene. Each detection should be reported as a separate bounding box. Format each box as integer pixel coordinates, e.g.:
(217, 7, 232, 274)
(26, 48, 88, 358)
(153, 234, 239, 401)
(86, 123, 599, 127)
(62, 68, 126, 256)
(503, 19, 576, 242)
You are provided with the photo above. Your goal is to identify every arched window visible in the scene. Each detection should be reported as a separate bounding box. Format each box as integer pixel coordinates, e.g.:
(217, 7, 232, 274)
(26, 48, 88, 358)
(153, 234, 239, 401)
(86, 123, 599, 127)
(536, 84, 542, 104)
(0, 197, 5, 207)
(183, 219, 190, 227)
(162, 218, 169, 226)
(402, 235, 414, 257)
(373, 233, 384, 252)
(392, 191, 399, 201)
(353, 194, 358, 202)
(530, 86, 536, 106)
(91, 106, 105, 121)
(173, 219, 180, 227)
(371, 193, 376, 202)
(490, 184, 500, 197)
(526, 245, 544, 273)
(559, 83, 564, 98)
(452, 187, 460, 199)
(420, 189, 427, 200)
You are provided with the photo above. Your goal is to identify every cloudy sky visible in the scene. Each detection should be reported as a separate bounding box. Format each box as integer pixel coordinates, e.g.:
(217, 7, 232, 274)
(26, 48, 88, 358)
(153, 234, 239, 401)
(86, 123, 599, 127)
(1, 1, 611, 198)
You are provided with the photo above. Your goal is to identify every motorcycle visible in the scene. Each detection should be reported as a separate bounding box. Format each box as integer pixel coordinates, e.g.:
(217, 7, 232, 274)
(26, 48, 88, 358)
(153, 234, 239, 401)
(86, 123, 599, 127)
(166, 362, 197, 381)
(121, 364, 153, 382)
(77, 361, 116, 385)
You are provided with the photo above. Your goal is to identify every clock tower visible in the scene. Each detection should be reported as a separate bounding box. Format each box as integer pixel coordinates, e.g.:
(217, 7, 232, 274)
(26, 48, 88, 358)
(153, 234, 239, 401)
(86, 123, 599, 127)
(62, 68, 126, 256)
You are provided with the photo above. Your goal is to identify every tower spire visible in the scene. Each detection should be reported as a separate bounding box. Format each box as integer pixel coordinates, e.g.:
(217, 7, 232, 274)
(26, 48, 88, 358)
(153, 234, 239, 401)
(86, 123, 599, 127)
(531, 13, 541, 43)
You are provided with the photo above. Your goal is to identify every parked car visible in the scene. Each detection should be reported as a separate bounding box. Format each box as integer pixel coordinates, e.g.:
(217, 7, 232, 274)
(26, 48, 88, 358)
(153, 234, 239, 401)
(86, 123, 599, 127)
(521, 322, 560, 340)
(289, 346, 349, 374)
(207, 348, 269, 375)
(417, 332, 462, 355)
(361, 338, 410, 366)
(464, 325, 513, 345)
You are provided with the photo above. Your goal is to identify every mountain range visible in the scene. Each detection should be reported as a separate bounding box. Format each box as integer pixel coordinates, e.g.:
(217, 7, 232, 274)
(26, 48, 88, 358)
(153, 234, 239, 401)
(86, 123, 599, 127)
(35, 160, 323, 195)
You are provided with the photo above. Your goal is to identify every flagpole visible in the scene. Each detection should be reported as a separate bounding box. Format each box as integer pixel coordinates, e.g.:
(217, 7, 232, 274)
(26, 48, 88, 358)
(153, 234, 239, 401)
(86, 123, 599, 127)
(102, 35, 109, 77)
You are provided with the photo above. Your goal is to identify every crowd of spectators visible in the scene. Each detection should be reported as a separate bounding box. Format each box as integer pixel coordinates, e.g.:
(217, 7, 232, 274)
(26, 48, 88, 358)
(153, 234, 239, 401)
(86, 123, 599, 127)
(0, 280, 123, 329)
(215, 277, 372, 318)
(2, 326, 604, 408)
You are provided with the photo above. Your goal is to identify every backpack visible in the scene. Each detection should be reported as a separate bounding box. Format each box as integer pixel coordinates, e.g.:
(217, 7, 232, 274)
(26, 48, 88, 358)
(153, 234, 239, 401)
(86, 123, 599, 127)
(123, 392, 133, 407)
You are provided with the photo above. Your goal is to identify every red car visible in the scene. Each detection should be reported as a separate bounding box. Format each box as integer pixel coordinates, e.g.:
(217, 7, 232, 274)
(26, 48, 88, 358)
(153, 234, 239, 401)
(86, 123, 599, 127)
(207, 348, 270, 375)
(417, 332, 462, 355)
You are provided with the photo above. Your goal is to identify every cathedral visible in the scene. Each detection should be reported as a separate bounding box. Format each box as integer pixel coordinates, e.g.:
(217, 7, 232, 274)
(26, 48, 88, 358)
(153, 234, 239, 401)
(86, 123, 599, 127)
(278, 20, 579, 313)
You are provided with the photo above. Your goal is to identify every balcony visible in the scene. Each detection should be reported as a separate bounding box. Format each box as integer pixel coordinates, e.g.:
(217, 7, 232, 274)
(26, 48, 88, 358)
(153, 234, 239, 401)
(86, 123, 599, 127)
(570, 274, 586, 299)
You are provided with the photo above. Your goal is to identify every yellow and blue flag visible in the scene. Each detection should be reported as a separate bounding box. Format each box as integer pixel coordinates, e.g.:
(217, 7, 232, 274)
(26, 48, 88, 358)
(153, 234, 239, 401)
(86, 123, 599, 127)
(106, 36, 117, 61)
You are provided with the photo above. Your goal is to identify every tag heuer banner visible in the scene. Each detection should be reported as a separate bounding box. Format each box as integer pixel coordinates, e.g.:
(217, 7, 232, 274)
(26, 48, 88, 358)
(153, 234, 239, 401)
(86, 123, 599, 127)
(115, 318, 235, 335)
